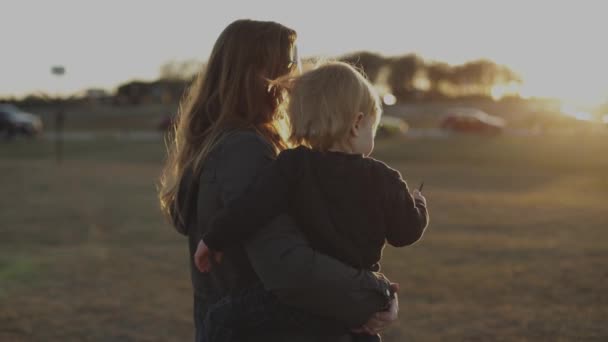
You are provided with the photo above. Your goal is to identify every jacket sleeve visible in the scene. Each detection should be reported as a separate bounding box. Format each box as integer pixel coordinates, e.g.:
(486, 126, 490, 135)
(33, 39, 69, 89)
(215, 133, 392, 328)
(245, 215, 393, 328)
(382, 166, 429, 247)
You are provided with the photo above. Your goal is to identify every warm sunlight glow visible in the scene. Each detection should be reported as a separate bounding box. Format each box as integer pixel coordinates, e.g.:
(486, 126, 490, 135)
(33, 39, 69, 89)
(491, 82, 521, 101)
(491, 87, 504, 101)
(413, 76, 431, 92)
(275, 114, 291, 144)
(383, 94, 397, 106)
(602, 115, 608, 124)
(374, 82, 391, 97)
(561, 104, 595, 122)
(517, 66, 608, 107)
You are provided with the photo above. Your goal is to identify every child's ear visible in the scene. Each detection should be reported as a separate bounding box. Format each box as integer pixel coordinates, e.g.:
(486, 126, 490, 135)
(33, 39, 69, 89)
(351, 112, 365, 137)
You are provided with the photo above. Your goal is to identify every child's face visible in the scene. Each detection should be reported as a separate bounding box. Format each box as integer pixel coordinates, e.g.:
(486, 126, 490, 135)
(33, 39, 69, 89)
(350, 112, 379, 156)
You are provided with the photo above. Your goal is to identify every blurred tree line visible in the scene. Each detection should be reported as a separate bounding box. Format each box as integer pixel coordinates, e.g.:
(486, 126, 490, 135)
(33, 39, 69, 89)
(3, 53, 521, 107)
(113, 59, 203, 105)
(340, 51, 521, 102)
(112, 53, 521, 105)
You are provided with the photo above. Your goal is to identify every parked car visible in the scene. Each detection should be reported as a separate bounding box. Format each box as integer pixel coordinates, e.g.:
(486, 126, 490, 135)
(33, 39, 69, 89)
(376, 115, 409, 138)
(440, 108, 506, 134)
(0, 104, 44, 139)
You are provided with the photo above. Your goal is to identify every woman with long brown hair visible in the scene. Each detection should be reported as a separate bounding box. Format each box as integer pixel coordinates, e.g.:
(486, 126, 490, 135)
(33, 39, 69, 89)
(159, 19, 397, 342)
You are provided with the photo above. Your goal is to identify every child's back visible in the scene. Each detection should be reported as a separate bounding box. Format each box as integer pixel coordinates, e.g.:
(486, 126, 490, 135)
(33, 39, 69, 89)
(203, 145, 428, 271)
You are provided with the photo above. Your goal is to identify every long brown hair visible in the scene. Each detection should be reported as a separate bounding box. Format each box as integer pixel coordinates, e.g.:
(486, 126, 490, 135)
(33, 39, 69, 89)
(159, 19, 297, 220)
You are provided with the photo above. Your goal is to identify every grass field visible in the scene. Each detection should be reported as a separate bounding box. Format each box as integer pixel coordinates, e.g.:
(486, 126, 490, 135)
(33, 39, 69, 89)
(1, 132, 607, 341)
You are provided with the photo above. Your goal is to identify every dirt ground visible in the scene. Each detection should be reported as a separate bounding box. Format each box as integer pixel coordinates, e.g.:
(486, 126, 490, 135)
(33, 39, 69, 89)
(1, 133, 607, 341)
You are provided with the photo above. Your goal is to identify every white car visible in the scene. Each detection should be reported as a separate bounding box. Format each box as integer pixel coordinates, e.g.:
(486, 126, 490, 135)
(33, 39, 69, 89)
(0, 104, 44, 138)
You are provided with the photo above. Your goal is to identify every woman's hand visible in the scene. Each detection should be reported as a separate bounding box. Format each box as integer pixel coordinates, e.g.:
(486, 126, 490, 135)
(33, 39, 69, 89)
(194, 240, 223, 273)
(351, 283, 400, 335)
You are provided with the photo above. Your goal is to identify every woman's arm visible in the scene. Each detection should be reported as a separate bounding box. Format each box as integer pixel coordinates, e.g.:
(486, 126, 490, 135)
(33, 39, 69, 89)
(216, 131, 393, 328)
(245, 215, 393, 328)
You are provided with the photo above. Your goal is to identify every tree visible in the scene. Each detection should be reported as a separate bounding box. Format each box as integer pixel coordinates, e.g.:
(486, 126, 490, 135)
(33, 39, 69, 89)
(425, 61, 452, 97)
(387, 54, 423, 101)
(159, 59, 203, 81)
(447, 60, 521, 97)
(339, 51, 388, 83)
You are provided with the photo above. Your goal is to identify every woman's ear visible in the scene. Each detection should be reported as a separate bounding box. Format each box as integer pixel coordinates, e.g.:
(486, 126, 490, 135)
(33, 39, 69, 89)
(351, 112, 365, 137)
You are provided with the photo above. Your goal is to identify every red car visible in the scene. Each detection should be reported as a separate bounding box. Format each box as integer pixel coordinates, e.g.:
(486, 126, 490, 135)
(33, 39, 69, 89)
(440, 108, 506, 134)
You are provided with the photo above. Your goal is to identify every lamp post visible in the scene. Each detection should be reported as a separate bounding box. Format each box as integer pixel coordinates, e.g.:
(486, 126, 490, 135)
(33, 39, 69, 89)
(51, 66, 65, 163)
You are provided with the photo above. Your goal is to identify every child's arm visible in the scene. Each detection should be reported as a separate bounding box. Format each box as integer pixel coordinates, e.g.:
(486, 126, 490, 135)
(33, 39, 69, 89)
(383, 167, 429, 247)
(201, 150, 300, 252)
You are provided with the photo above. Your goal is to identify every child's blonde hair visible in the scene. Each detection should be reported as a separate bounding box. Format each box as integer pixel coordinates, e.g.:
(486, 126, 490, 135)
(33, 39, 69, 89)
(286, 61, 382, 151)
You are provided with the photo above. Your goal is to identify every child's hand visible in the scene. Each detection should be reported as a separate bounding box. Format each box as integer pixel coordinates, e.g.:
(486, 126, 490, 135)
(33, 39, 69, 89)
(412, 189, 426, 205)
(194, 240, 223, 273)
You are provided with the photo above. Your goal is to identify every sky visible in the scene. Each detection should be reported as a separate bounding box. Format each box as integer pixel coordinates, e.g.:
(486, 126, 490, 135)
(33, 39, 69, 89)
(2, 0, 607, 105)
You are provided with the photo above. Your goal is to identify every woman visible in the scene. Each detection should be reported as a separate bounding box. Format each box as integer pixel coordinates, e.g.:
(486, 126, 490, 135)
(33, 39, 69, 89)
(159, 19, 398, 342)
